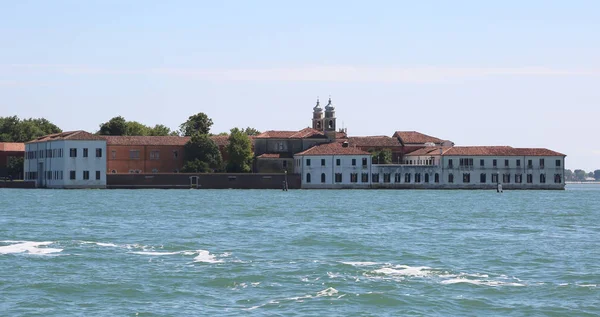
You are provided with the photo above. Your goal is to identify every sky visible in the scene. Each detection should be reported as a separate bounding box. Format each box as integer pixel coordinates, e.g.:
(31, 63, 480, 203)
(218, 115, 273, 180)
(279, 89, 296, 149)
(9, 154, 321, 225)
(1, 0, 599, 171)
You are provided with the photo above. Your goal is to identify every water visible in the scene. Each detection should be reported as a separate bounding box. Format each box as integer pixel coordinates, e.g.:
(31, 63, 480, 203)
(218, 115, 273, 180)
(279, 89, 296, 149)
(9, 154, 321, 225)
(1, 185, 599, 316)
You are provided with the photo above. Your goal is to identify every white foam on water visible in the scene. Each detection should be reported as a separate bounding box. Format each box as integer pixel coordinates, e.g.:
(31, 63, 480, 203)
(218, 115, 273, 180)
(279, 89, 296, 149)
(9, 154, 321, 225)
(96, 242, 118, 247)
(441, 278, 525, 287)
(316, 287, 339, 297)
(130, 251, 184, 256)
(0, 241, 63, 255)
(578, 284, 597, 288)
(193, 250, 223, 263)
(341, 261, 379, 266)
(373, 265, 432, 277)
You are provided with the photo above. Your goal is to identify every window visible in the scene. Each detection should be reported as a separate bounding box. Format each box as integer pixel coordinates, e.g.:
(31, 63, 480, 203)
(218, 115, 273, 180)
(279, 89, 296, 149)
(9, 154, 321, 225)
(555, 160, 561, 167)
(480, 159, 485, 167)
(336, 159, 341, 166)
(283, 160, 287, 168)
(493, 159, 497, 167)
(528, 160, 533, 168)
(540, 159, 545, 169)
(130, 150, 140, 159)
(335, 173, 342, 183)
(448, 173, 454, 183)
(405, 173, 411, 183)
(504, 159, 509, 167)
(321, 159, 326, 166)
(83, 148, 89, 157)
(448, 159, 453, 168)
(459, 158, 473, 167)
(150, 150, 160, 160)
(515, 174, 522, 183)
(480, 173, 486, 183)
(424, 173, 429, 183)
(95, 148, 102, 157)
(383, 173, 391, 183)
(96, 171, 101, 180)
(503, 173, 511, 183)
(372, 173, 380, 183)
(463, 173, 470, 183)
(306, 159, 311, 166)
(350, 173, 358, 183)
(352, 159, 356, 166)
(435, 173, 439, 183)
(554, 174, 562, 183)
(47, 171, 52, 180)
(394, 173, 401, 183)
(306, 173, 311, 183)
(415, 173, 421, 183)
(83, 171, 90, 180)
(70, 148, 77, 157)
(111, 150, 116, 159)
(540, 174, 546, 183)
(362, 158, 368, 166)
(321, 173, 326, 183)
(70, 171, 76, 180)
(361, 173, 369, 182)
(173, 150, 179, 158)
(492, 173, 498, 183)
(527, 174, 533, 183)
(516, 159, 521, 167)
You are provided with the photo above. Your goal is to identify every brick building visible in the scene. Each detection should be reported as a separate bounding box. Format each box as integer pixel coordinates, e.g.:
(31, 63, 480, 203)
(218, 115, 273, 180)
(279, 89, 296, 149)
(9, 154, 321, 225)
(0, 142, 25, 178)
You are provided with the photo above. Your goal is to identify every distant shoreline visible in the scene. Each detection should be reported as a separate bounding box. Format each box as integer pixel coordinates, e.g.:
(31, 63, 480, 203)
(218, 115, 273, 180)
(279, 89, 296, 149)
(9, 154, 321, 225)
(566, 181, 600, 184)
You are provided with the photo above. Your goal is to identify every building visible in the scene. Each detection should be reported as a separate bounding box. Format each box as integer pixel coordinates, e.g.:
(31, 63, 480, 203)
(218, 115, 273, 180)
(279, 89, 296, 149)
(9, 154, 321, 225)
(0, 142, 25, 179)
(24, 131, 107, 188)
(293, 141, 372, 189)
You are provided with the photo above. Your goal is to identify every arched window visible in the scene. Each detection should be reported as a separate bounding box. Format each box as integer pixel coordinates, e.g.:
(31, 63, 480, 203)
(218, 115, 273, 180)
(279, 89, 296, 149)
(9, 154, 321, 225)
(111, 169, 117, 174)
(316, 121, 321, 129)
(434, 173, 439, 183)
(328, 120, 333, 129)
(306, 173, 311, 183)
(321, 173, 326, 183)
(424, 173, 429, 183)
(554, 174, 561, 183)
(540, 173, 546, 183)
(448, 173, 454, 183)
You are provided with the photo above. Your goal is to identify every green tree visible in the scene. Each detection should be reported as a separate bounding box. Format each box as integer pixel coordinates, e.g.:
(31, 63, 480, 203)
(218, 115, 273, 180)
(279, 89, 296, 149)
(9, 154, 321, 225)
(242, 127, 261, 136)
(371, 149, 392, 164)
(149, 124, 172, 136)
(574, 169, 587, 181)
(98, 116, 128, 136)
(226, 127, 253, 173)
(180, 113, 213, 136)
(0, 116, 62, 142)
(6, 156, 24, 179)
(126, 121, 150, 136)
(564, 169, 573, 182)
(181, 159, 211, 173)
(587, 172, 594, 178)
(183, 133, 222, 171)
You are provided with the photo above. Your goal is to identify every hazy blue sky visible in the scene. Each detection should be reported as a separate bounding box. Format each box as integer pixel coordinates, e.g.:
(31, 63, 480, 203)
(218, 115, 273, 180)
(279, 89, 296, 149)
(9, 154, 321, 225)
(1, 0, 599, 170)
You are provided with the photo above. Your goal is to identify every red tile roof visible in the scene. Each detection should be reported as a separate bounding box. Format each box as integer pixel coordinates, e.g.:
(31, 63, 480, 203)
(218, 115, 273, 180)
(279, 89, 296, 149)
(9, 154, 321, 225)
(210, 135, 230, 147)
(0, 142, 25, 152)
(393, 131, 443, 145)
(295, 142, 371, 156)
(255, 128, 331, 139)
(255, 130, 298, 139)
(347, 136, 401, 147)
(405, 147, 449, 156)
(104, 135, 190, 146)
(27, 131, 106, 144)
(441, 146, 565, 156)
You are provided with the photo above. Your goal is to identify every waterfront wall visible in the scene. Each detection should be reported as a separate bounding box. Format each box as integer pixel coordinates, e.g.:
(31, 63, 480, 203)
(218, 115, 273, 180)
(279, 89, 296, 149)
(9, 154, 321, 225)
(0, 181, 36, 189)
(106, 173, 301, 189)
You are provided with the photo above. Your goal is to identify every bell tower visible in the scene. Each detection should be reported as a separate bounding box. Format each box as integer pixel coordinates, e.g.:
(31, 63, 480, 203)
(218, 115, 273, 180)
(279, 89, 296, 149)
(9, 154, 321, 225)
(324, 97, 336, 140)
(312, 98, 324, 131)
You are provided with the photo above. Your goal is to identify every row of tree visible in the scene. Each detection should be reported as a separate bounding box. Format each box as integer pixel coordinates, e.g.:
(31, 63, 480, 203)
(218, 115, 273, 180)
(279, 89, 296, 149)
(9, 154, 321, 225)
(565, 169, 600, 182)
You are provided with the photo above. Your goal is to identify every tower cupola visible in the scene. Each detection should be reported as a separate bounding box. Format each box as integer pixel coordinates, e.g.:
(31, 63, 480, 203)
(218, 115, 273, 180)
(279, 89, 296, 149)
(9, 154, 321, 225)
(312, 98, 325, 131)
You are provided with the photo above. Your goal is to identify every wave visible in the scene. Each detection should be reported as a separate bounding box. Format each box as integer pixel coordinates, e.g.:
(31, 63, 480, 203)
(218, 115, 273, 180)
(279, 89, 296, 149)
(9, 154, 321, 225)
(193, 250, 223, 263)
(0, 241, 63, 255)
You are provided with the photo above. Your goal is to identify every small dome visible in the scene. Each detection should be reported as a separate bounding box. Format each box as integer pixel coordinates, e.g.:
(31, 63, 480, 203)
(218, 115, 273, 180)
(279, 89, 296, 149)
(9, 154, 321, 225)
(313, 98, 323, 112)
(325, 97, 335, 111)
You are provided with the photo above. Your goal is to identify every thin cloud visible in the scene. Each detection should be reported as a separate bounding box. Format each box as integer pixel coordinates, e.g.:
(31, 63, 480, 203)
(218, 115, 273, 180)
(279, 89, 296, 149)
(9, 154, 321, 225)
(2, 64, 599, 83)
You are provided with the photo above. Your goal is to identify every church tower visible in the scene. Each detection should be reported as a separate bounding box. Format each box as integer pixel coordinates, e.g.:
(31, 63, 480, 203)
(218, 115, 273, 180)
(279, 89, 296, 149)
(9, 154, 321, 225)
(312, 98, 324, 131)
(324, 97, 337, 140)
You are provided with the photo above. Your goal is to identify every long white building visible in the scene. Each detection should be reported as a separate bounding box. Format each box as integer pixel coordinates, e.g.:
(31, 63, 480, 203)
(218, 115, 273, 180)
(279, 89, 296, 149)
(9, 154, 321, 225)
(24, 131, 107, 189)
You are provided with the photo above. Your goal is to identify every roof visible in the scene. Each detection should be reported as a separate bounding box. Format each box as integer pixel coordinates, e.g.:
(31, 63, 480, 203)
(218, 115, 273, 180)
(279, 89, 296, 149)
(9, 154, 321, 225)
(209, 135, 230, 147)
(294, 142, 371, 156)
(441, 146, 565, 157)
(347, 136, 401, 147)
(405, 147, 448, 156)
(0, 142, 25, 152)
(254, 127, 330, 139)
(393, 131, 444, 145)
(103, 135, 191, 146)
(256, 153, 293, 159)
(27, 131, 106, 144)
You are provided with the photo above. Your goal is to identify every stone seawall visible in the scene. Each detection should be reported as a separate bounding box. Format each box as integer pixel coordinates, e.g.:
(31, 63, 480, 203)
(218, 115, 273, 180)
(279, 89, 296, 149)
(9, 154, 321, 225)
(107, 173, 301, 189)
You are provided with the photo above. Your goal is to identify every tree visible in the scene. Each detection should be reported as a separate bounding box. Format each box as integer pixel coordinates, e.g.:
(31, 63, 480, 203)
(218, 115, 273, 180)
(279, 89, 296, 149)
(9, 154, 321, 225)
(564, 169, 573, 182)
(181, 159, 211, 173)
(574, 169, 587, 181)
(242, 127, 261, 136)
(588, 172, 594, 178)
(98, 116, 128, 136)
(180, 113, 213, 136)
(149, 124, 172, 136)
(0, 116, 62, 142)
(371, 149, 392, 164)
(226, 128, 253, 173)
(183, 133, 222, 171)
(126, 121, 150, 136)
(6, 156, 24, 179)
(595, 170, 600, 181)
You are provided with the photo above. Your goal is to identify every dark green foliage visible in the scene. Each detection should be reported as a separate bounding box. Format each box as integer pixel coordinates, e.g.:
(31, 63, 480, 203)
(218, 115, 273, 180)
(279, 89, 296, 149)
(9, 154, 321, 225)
(225, 128, 253, 173)
(98, 117, 174, 136)
(370, 148, 392, 164)
(179, 113, 213, 136)
(574, 169, 587, 181)
(98, 116, 128, 135)
(181, 159, 211, 173)
(7, 156, 24, 178)
(0, 116, 62, 142)
(149, 124, 172, 136)
(184, 133, 222, 171)
(242, 127, 261, 136)
(595, 170, 600, 181)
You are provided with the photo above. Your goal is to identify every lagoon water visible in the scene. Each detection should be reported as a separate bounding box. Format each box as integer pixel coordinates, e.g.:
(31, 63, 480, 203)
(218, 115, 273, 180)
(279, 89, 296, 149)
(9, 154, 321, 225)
(1, 185, 599, 316)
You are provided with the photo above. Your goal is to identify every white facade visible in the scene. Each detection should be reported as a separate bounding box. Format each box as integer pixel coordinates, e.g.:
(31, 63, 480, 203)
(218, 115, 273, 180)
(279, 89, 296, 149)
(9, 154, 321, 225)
(293, 154, 372, 189)
(24, 139, 107, 189)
